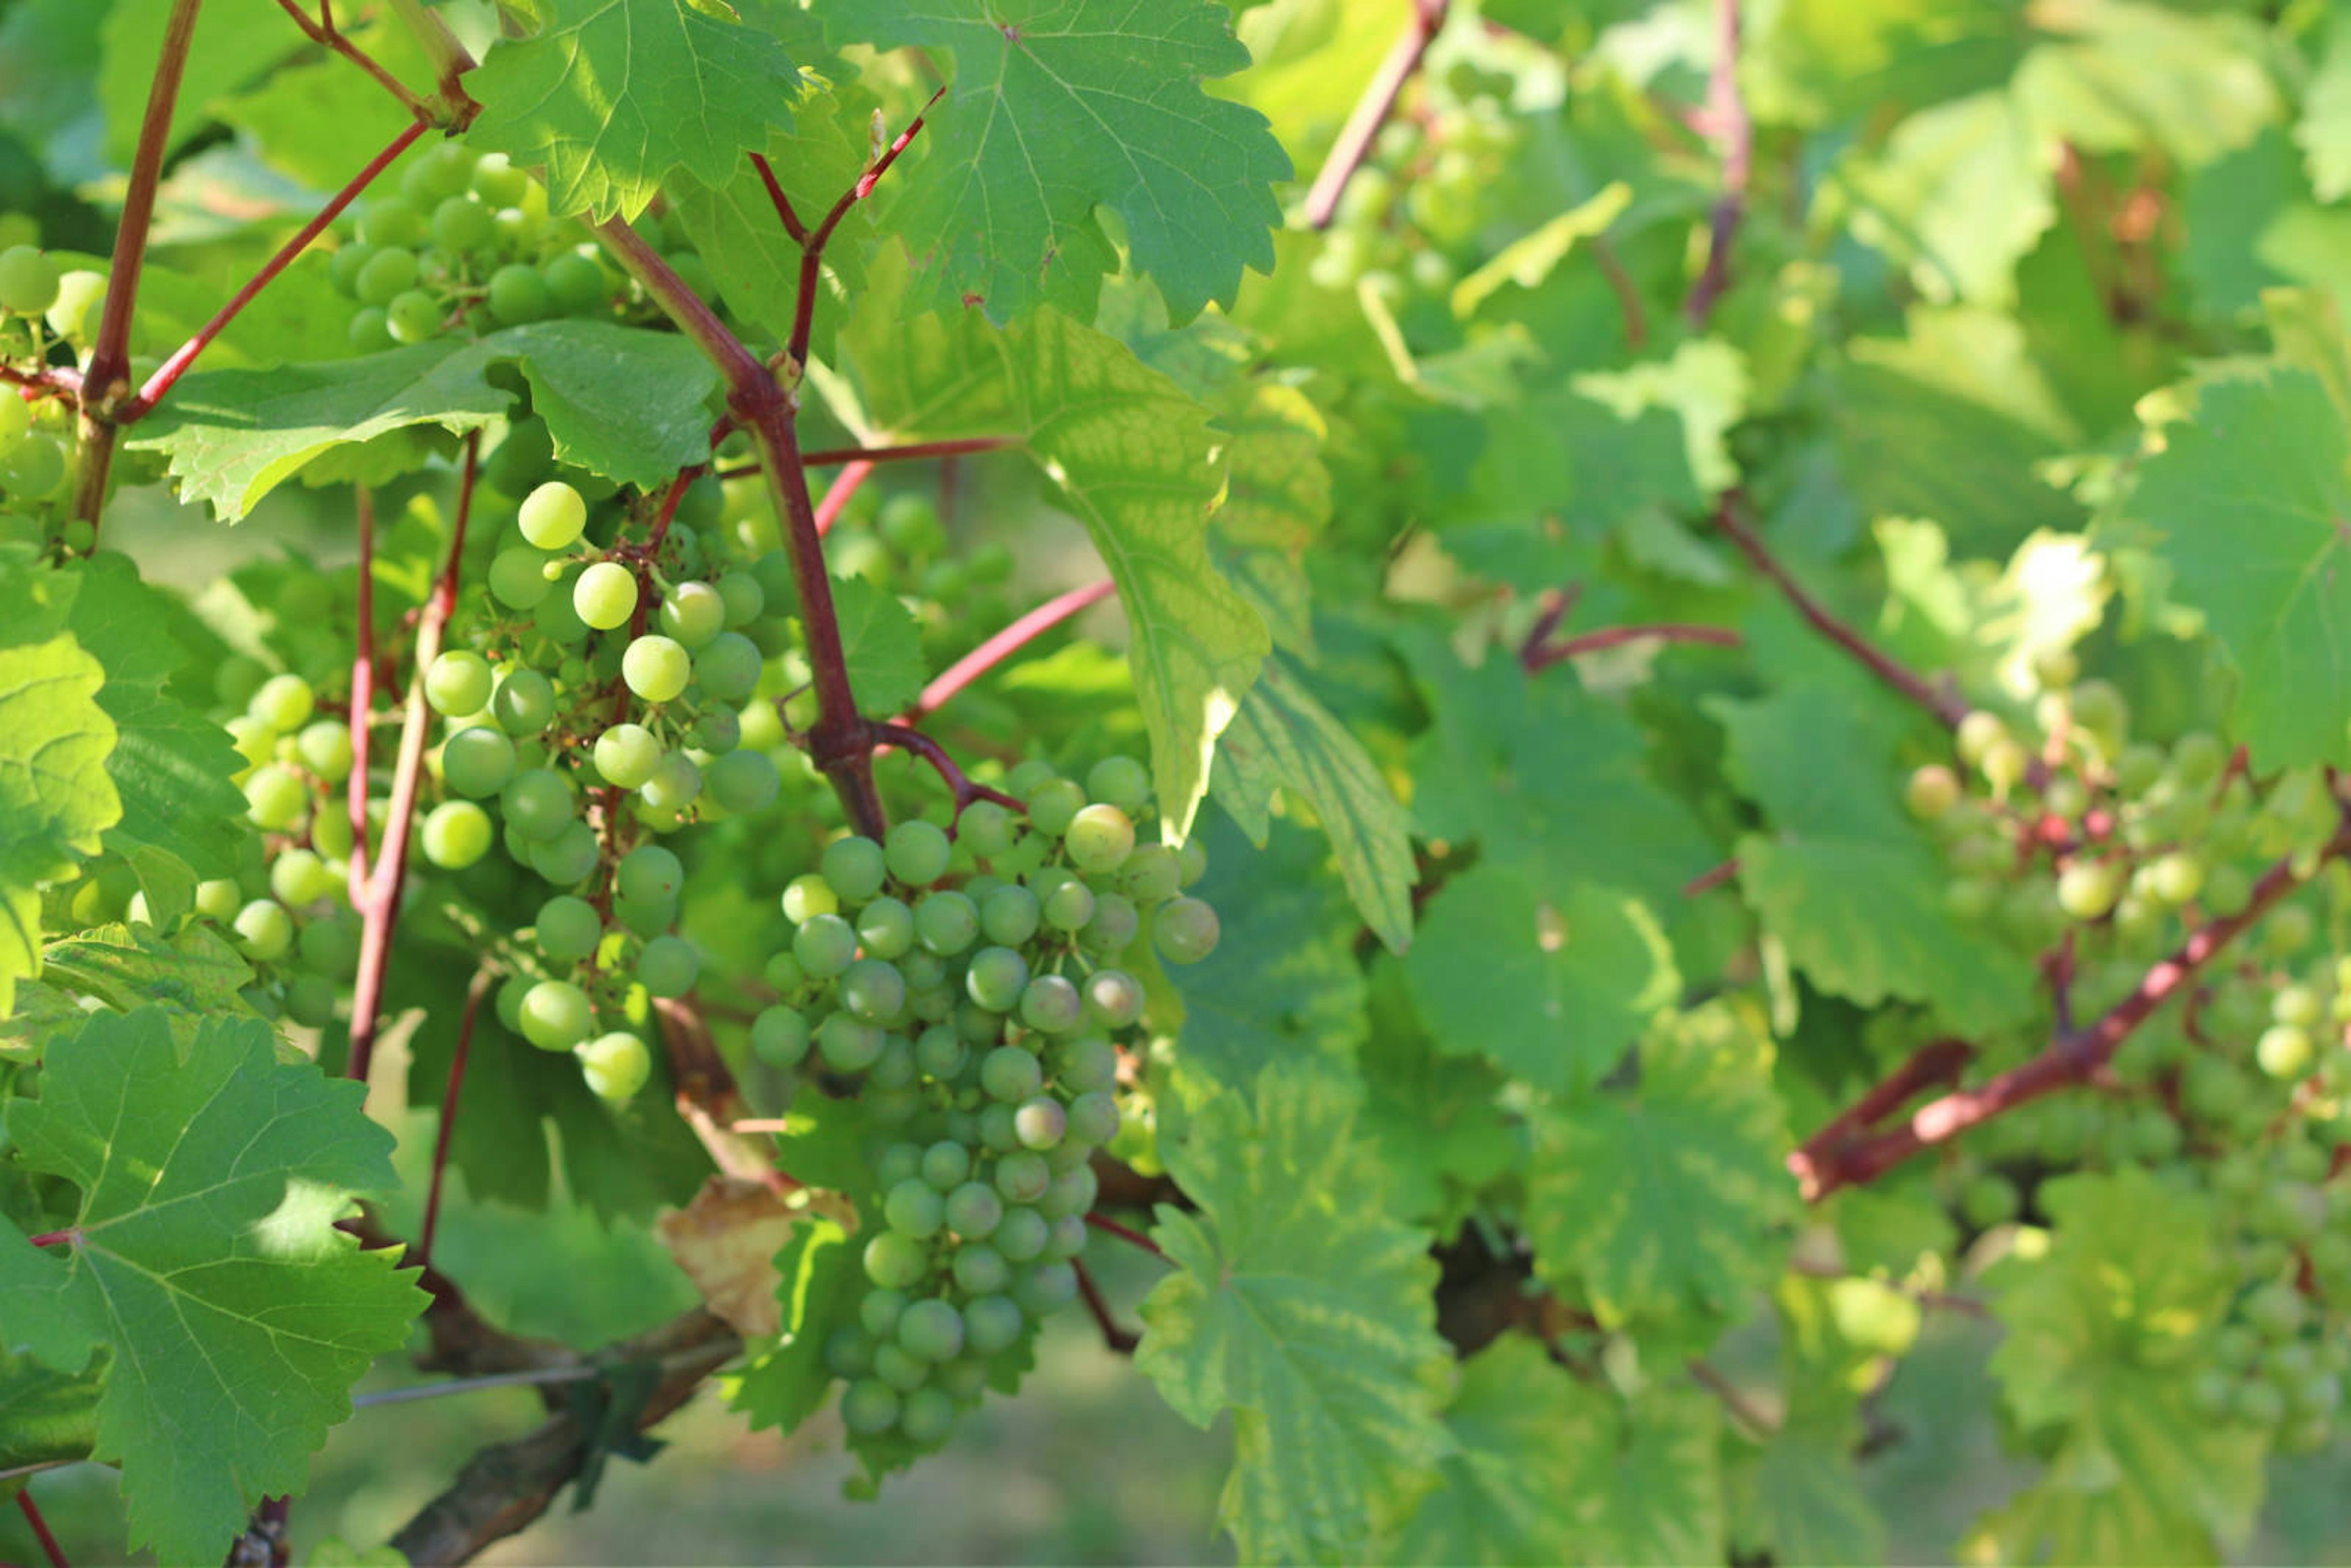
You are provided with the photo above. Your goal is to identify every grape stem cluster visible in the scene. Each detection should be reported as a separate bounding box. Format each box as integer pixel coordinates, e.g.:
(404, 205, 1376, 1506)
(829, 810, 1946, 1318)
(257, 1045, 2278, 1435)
(1302, 0, 1451, 230)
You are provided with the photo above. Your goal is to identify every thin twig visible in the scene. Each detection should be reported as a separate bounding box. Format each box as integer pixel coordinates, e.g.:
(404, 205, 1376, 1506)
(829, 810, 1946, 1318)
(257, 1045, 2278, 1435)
(268, 0, 433, 122)
(1791, 1038, 1973, 1178)
(717, 435, 1018, 481)
(812, 459, 873, 538)
(347, 435, 481, 1085)
(17, 1491, 67, 1568)
(869, 721, 1027, 814)
(748, 153, 809, 243)
(909, 579, 1117, 719)
(1082, 1211, 1167, 1260)
(1302, 0, 1449, 230)
(1589, 234, 1649, 350)
(1681, 858, 1741, 898)
(1524, 621, 1741, 670)
(1683, 0, 1749, 326)
(787, 88, 943, 373)
(72, 0, 203, 535)
(127, 119, 427, 420)
(1073, 1259, 1138, 1355)
(1687, 1357, 1777, 1439)
(416, 967, 496, 1270)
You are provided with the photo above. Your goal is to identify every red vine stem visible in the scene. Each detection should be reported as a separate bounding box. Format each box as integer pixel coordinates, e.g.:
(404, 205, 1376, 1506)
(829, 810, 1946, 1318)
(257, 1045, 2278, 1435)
(348, 486, 377, 891)
(71, 0, 203, 535)
(812, 459, 873, 538)
(16, 1491, 67, 1568)
(1712, 496, 1969, 727)
(1072, 1258, 1138, 1355)
(715, 437, 1017, 481)
(785, 88, 943, 373)
(869, 722, 1026, 814)
(1302, 0, 1449, 230)
(1796, 819, 2351, 1199)
(909, 579, 1117, 719)
(748, 153, 808, 244)
(1680, 857, 1741, 898)
(346, 435, 481, 1085)
(1684, 0, 1749, 325)
(126, 119, 427, 421)
(269, 0, 433, 121)
(1524, 622, 1741, 670)
(416, 967, 495, 1269)
(1082, 1211, 1167, 1260)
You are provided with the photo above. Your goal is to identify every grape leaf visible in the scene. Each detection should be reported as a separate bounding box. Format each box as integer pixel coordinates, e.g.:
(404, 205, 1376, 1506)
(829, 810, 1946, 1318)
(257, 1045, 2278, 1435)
(0, 635, 121, 1016)
(0, 921, 252, 1063)
(1727, 1427, 1886, 1568)
(814, 0, 1289, 322)
(2129, 369, 2351, 770)
(98, 0, 294, 165)
(0, 1009, 425, 1565)
(1167, 815, 1365, 1096)
(1137, 1059, 1453, 1564)
(1373, 1334, 1583, 1566)
(830, 574, 929, 718)
(1001, 309, 1268, 839)
(0, 1346, 99, 1472)
(1355, 956, 1517, 1229)
(1406, 865, 1679, 1094)
(126, 324, 725, 517)
(730, 1212, 866, 1433)
(463, 0, 803, 222)
(214, 20, 435, 189)
(1563, 1382, 1726, 1567)
(1712, 686, 2038, 1033)
(1844, 90, 2052, 307)
(1210, 655, 1415, 954)
(1974, 1169, 2263, 1564)
(1524, 1005, 1798, 1341)
(1213, 383, 1330, 658)
(2303, 10, 2351, 203)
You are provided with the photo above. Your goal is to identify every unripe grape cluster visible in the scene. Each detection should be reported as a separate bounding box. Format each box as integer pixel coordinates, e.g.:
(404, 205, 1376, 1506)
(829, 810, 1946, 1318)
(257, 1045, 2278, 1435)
(1900, 667, 2351, 1450)
(0, 240, 109, 554)
(760, 757, 1218, 1454)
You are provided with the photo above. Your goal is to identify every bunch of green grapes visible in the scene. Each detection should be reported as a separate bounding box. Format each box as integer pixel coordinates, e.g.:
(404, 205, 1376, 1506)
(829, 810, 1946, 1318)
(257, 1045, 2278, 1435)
(752, 757, 1217, 1455)
(0, 241, 111, 552)
(329, 142, 718, 351)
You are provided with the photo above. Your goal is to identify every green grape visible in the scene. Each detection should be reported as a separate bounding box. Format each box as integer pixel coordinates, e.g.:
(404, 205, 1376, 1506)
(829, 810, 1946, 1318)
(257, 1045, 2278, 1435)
(1120, 845, 1181, 905)
(1082, 894, 1139, 955)
(491, 669, 557, 736)
(637, 934, 699, 997)
(885, 1178, 946, 1238)
(384, 289, 441, 343)
(250, 673, 317, 732)
(917, 891, 980, 955)
(981, 1046, 1043, 1103)
(519, 980, 593, 1051)
(1080, 972, 1142, 1032)
(0, 432, 63, 499)
(899, 1387, 957, 1446)
(0, 391, 28, 451)
(297, 913, 359, 977)
(2142, 850, 2205, 906)
(951, 1244, 1011, 1297)
(520, 481, 588, 549)
(594, 723, 662, 789)
(841, 958, 909, 1023)
(2265, 904, 2317, 958)
(864, 1230, 929, 1290)
(1039, 879, 1095, 934)
(2259, 1025, 2315, 1080)
(692, 708, 741, 752)
(424, 650, 493, 716)
(959, 800, 1016, 858)
(194, 878, 243, 924)
(1065, 1090, 1119, 1146)
(282, 974, 338, 1027)
(639, 751, 702, 810)
(611, 845, 680, 905)
(46, 270, 107, 343)
(823, 1326, 874, 1379)
(421, 800, 493, 868)
(1013, 1097, 1068, 1150)
(793, 912, 857, 979)
(295, 719, 354, 781)
(487, 263, 550, 326)
(691, 632, 762, 702)
(578, 1031, 652, 1099)
(818, 1012, 887, 1071)
(354, 247, 419, 306)
(918, 1142, 971, 1192)
(534, 895, 602, 964)
(430, 195, 495, 253)
(823, 836, 889, 904)
(244, 764, 310, 830)
(944, 1182, 1003, 1240)
(574, 561, 639, 631)
(270, 847, 338, 907)
(0, 245, 61, 313)
(658, 580, 726, 648)
(880, 820, 951, 887)
(1019, 975, 1082, 1034)
(1027, 778, 1084, 836)
(844, 898, 912, 962)
(2055, 860, 2124, 921)
(345, 306, 394, 353)
(1084, 756, 1149, 813)
(1040, 1163, 1098, 1220)
(981, 885, 1040, 946)
(914, 1025, 967, 1079)
(1057, 1036, 1120, 1095)
(1012, 1262, 1078, 1318)
(1153, 897, 1220, 964)
(543, 253, 608, 314)
(232, 899, 294, 961)
(782, 874, 839, 923)
(705, 750, 779, 813)
(1954, 711, 2006, 767)
(500, 769, 575, 843)
(618, 634, 689, 703)
(2172, 731, 2227, 787)
(714, 571, 763, 625)
(967, 947, 1029, 1011)
(751, 1005, 811, 1067)
(840, 1379, 901, 1436)
(872, 1343, 929, 1393)
(472, 153, 530, 205)
(1064, 804, 1135, 874)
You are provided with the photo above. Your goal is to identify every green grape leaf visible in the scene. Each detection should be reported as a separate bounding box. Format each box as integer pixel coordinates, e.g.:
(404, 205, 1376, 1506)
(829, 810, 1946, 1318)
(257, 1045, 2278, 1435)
(1374, 1334, 1582, 1566)
(2129, 369, 2351, 770)
(1168, 815, 1366, 1096)
(0, 1346, 100, 1472)
(731, 1212, 866, 1433)
(1213, 383, 1331, 658)
(1406, 866, 1679, 1094)
(2015, 3, 2277, 172)
(830, 574, 929, 718)
(1355, 956, 1517, 1229)
(213, 20, 435, 189)
(0, 634, 121, 1016)
(98, 0, 294, 165)
(463, 0, 803, 222)
(126, 324, 725, 518)
(1210, 655, 1415, 954)
(1844, 90, 2053, 307)
(1001, 309, 1268, 839)
(2303, 10, 2351, 203)
(814, 0, 1289, 322)
(0, 921, 252, 1063)
(1564, 1383, 1727, 1567)
(1137, 1060, 1453, 1564)
(0, 1010, 424, 1565)
(1727, 1427, 1886, 1568)
(1974, 1169, 2263, 1564)
(1524, 1006, 1798, 1340)
(1712, 687, 2038, 1032)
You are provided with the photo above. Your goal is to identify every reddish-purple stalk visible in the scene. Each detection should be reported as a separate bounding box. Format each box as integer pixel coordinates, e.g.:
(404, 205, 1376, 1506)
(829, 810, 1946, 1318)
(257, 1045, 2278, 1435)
(813, 459, 874, 538)
(416, 968, 495, 1269)
(909, 579, 1117, 719)
(1082, 1211, 1166, 1260)
(869, 722, 1026, 815)
(748, 153, 809, 244)
(17, 1491, 68, 1568)
(1590, 234, 1649, 350)
(715, 436, 1016, 482)
(1523, 621, 1741, 670)
(1072, 1258, 1139, 1355)
(1301, 0, 1450, 230)
(71, 0, 203, 535)
(348, 486, 377, 891)
(1796, 820, 2351, 1199)
(269, 0, 432, 121)
(126, 119, 427, 419)
(28, 1229, 72, 1248)
(346, 435, 481, 1086)
(784, 88, 945, 372)
(1680, 858, 1741, 899)
(1684, 0, 1750, 325)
